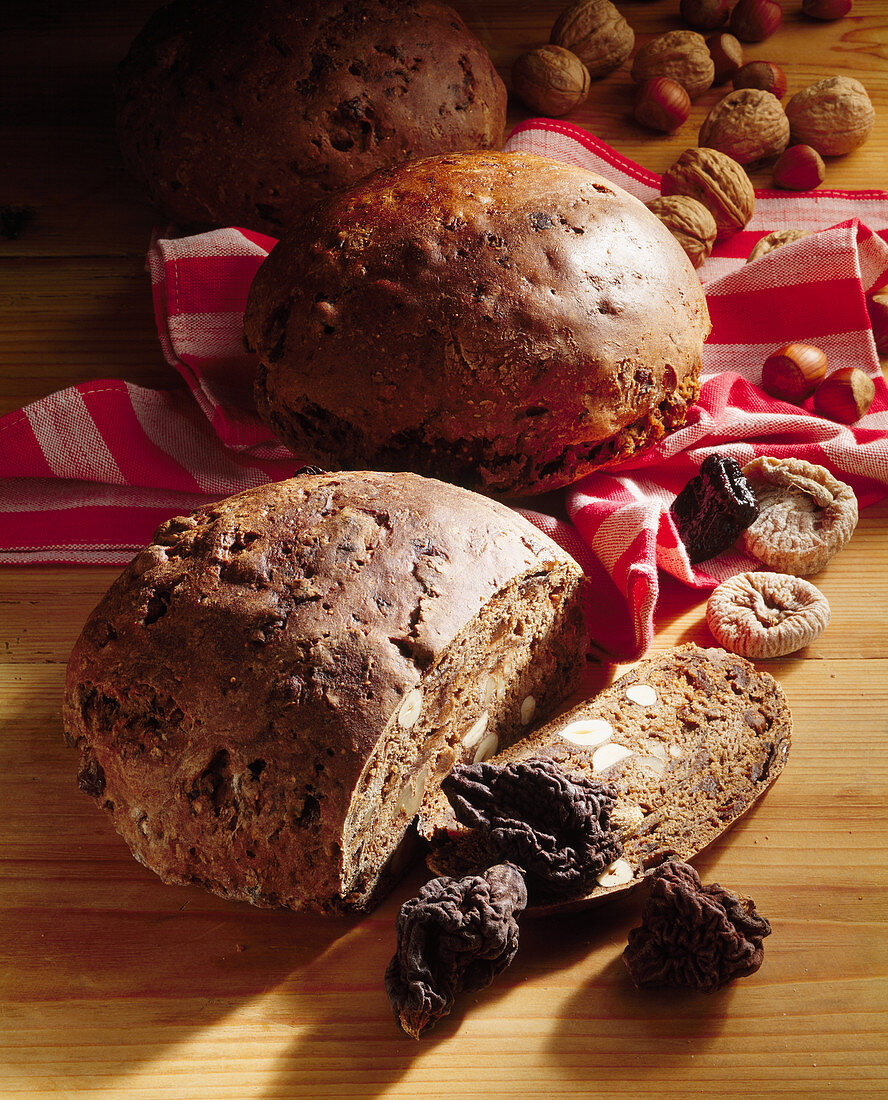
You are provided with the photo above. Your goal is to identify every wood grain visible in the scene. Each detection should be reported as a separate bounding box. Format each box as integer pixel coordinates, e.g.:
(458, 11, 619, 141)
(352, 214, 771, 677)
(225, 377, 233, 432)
(1, 1, 887, 1096)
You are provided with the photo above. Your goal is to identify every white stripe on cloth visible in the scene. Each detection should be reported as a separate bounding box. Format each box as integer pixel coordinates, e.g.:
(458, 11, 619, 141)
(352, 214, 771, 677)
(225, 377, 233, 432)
(125, 383, 272, 496)
(25, 387, 124, 484)
(167, 311, 247, 359)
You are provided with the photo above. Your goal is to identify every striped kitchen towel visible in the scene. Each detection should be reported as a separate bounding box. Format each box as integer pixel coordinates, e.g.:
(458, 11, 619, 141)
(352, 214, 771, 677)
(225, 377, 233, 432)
(2, 119, 887, 659)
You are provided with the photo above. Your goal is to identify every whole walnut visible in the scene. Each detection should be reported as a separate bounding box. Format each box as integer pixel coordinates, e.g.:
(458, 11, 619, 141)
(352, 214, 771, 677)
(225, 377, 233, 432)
(631, 30, 715, 99)
(646, 196, 718, 269)
(785, 76, 875, 155)
(662, 147, 756, 238)
(550, 0, 635, 79)
(699, 88, 790, 166)
(512, 45, 591, 116)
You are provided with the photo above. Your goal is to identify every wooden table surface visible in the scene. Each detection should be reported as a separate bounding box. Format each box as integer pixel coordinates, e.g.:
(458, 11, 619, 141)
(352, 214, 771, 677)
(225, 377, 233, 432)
(2, 2, 887, 1096)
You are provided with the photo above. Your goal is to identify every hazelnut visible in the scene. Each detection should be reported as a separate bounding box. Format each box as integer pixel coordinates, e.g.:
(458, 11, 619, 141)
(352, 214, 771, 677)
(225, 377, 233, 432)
(645, 195, 718, 268)
(699, 88, 790, 166)
(680, 0, 732, 30)
(733, 61, 787, 99)
(761, 343, 828, 402)
(634, 77, 692, 132)
(813, 367, 876, 423)
(866, 290, 888, 356)
(550, 0, 635, 79)
(511, 45, 591, 117)
(662, 147, 756, 238)
(729, 0, 784, 42)
(706, 32, 744, 84)
(786, 76, 875, 156)
(631, 30, 715, 99)
(772, 144, 826, 190)
(802, 0, 853, 18)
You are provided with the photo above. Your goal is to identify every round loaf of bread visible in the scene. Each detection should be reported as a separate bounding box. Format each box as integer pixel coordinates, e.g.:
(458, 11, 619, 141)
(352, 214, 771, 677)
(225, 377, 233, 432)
(244, 151, 711, 496)
(115, 0, 506, 233)
(63, 471, 590, 913)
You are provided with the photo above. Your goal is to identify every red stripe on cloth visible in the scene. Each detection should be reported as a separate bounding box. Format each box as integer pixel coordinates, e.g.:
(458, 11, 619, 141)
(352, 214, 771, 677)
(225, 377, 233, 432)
(0, 409, 55, 478)
(163, 254, 268, 316)
(4, 504, 197, 553)
(706, 277, 868, 345)
(78, 385, 205, 494)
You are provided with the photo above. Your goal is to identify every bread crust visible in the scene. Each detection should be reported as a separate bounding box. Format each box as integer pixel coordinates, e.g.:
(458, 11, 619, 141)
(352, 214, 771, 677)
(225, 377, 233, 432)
(244, 151, 710, 495)
(115, 0, 507, 232)
(63, 472, 588, 912)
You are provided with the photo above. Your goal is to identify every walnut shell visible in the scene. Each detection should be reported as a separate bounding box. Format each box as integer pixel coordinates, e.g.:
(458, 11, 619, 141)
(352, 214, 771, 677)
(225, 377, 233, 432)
(630, 30, 715, 99)
(747, 228, 812, 262)
(740, 456, 858, 575)
(512, 45, 591, 117)
(646, 195, 717, 269)
(707, 571, 830, 658)
(785, 76, 875, 156)
(661, 147, 755, 238)
(699, 88, 790, 165)
(551, 0, 635, 79)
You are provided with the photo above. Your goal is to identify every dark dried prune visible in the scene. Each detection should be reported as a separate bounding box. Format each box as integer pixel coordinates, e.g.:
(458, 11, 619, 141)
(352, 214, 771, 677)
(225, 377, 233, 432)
(440, 758, 623, 900)
(623, 860, 772, 993)
(293, 465, 326, 476)
(670, 453, 759, 564)
(384, 863, 527, 1039)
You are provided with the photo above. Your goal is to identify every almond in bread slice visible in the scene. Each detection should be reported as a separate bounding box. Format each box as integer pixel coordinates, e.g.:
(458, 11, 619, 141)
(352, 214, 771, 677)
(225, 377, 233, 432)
(419, 644, 791, 914)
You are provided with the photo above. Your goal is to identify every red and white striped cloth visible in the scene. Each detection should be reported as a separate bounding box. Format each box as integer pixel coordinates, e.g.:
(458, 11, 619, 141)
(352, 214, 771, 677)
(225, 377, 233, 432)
(2, 120, 887, 657)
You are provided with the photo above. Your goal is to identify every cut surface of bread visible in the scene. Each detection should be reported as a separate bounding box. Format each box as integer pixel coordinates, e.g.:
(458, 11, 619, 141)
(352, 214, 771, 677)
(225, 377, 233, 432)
(63, 471, 589, 913)
(421, 644, 792, 914)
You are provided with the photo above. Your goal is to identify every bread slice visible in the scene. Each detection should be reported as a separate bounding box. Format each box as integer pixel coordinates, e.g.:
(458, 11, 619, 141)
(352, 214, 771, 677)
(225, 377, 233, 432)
(420, 644, 791, 914)
(63, 471, 589, 913)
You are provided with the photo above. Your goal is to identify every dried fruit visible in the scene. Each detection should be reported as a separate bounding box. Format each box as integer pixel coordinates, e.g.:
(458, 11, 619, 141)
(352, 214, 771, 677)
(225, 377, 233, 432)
(785, 76, 875, 156)
(706, 32, 744, 84)
(866, 289, 888, 356)
(384, 863, 527, 1039)
(740, 456, 859, 575)
(623, 860, 772, 993)
(662, 147, 756, 238)
(772, 144, 826, 190)
(646, 195, 717, 268)
(634, 77, 692, 132)
(440, 758, 623, 900)
(511, 44, 591, 117)
(699, 88, 790, 166)
(293, 464, 326, 476)
(813, 367, 876, 423)
(732, 60, 787, 99)
(680, 0, 732, 31)
(802, 0, 853, 18)
(761, 343, 828, 402)
(747, 228, 812, 262)
(630, 30, 715, 99)
(729, 0, 784, 42)
(550, 0, 635, 79)
(707, 571, 830, 658)
(670, 453, 760, 564)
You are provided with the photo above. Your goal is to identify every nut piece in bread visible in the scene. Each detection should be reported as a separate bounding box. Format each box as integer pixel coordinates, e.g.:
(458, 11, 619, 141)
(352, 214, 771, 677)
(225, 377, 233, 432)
(422, 644, 791, 914)
(115, 0, 507, 233)
(244, 151, 711, 497)
(63, 472, 590, 913)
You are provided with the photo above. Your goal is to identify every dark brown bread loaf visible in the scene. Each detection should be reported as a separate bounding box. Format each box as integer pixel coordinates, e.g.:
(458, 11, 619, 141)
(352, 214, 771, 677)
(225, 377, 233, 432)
(243, 151, 711, 496)
(63, 471, 589, 913)
(421, 644, 791, 913)
(115, 0, 506, 233)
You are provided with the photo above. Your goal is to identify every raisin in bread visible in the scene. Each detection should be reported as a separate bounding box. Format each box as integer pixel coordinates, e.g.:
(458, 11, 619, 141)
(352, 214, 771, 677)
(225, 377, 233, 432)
(63, 471, 589, 913)
(421, 644, 791, 913)
(243, 150, 711, 496)
(115, 0, 506, 233)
